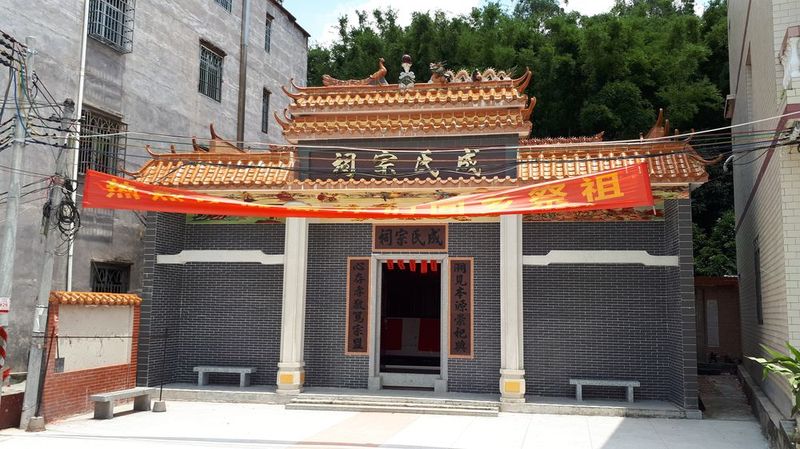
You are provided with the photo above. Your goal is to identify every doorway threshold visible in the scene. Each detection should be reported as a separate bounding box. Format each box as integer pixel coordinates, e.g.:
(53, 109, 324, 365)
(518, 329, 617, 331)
(380, 372, 440, 390)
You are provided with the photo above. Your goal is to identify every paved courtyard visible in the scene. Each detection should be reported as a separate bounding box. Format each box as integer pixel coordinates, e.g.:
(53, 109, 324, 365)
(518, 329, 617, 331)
(0, 401, 769, 449)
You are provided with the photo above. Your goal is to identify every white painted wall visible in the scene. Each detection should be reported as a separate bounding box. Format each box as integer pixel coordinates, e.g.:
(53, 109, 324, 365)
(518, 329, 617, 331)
(730, 0, 800, 416)
(56, 305, 133, 372)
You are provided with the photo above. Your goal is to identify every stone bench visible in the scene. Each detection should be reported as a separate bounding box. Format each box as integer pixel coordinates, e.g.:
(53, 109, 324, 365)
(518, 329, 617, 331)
(194, 366, 256, 387)
(569, 378, 640, 403)
(89, 387, 157, 419)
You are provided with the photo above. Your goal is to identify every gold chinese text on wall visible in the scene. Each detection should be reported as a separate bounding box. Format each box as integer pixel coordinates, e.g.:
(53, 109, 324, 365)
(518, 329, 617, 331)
(449, 258, 473, 358)
(373, 225, 448, 252)
(322, 148, 490, 180)
(346, 258, 370, 355)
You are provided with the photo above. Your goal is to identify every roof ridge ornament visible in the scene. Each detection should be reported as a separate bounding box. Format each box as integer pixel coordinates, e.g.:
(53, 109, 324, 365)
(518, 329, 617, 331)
(514, 69, 532, 92)
(322, 57, 388, 86)
(399, 54, 415, 90)
(522, 97, 537, 121)
(282, 83, 302, 100)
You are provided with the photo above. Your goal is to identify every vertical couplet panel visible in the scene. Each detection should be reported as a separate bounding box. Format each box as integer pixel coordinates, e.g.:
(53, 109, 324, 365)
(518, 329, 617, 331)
(345, 257, 371, 355)
(449, 258, 474, 358)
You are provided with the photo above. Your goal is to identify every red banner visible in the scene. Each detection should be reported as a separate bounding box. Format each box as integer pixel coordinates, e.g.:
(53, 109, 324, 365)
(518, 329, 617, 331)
(82, 163, 653, 219)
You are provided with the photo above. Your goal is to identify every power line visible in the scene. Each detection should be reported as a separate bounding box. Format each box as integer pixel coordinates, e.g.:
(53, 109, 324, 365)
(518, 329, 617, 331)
(28, 130, 785, 161)
(57, 109, 800, 153)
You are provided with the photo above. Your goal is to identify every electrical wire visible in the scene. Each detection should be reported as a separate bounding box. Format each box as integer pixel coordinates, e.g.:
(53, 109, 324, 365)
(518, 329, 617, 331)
(0, 176, 52, 198)
(16, 130, 787, 186)
(62, 109, 800, 153)
(20, 126, 786, 161)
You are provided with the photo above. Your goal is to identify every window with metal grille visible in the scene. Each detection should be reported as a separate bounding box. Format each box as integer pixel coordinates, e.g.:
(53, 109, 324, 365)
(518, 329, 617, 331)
(754, 239, 763, 325)
(79, 108, 127, 175)
(88, 0, 135, 53)
(265, 14, 273, 53)
(199, 44, 224, 102)
(262, 89, 270, 133)
(90, 262, 131, 293)
(214, 0, 232, 12)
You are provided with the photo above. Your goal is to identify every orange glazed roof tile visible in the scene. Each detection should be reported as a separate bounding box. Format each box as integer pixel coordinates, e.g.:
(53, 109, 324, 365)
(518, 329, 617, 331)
(284, 74, 531, 114)
(132, 146, 706, 189)
(517, 143, 709, 184)
(278, 67, 535, 143)
(285, 175, 520, 190)
(49, 291, 142, 306)
(276, 109, 533, 142)
(129, 126, 296, 188)
(133, 151, 295, 187)
(132, 121, 708, 190)
(519, 132, 605, 146)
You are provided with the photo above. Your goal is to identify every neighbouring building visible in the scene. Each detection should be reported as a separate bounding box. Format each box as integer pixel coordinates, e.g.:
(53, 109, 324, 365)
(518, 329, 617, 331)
(131, 60, 708, 414)
(0, 0, 308, 373)
(694, 276, 741, 367)
(727, 0, 800, 423)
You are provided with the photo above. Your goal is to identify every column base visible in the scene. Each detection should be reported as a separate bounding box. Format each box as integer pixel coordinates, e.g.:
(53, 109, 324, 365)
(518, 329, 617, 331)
(368, 376, 382, 391)
(276, 362, 305, 395)
(499, 369, 526, 403)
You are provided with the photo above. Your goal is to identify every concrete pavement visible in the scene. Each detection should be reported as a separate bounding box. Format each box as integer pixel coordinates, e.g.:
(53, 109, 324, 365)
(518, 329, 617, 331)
(0, 401, 769, 449)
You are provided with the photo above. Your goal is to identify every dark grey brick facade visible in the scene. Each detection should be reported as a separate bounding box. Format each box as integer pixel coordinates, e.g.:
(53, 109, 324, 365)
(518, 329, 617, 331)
(447, 223, 501, 393)
(521, 221, 667, 256)
(521, 199, 698, 408)
(175, 263, 282, 385)
(138, 214, 285, 386)
(138, 212, 185, 387)
(664, 199, 699, 409)
(140, 201, 697, 409)
(304, 224, 372, 388)
(523, 264, 675, 400)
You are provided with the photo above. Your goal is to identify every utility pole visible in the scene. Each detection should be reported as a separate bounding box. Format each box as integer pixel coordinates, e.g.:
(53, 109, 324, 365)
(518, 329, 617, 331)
(236, 0, 252, 146)
(65, 0, 90, 291)
(19, 98, 74, 432)
(0, 35, 34, 411)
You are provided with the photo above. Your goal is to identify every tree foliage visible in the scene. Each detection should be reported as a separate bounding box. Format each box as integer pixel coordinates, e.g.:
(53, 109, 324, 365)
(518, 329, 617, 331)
(307, 0, 734, 274)
(694, 209, 736, 276)
(308, 0, 729, 139)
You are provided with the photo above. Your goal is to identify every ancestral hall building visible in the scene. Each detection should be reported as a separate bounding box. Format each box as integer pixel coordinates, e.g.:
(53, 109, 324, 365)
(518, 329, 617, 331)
(133, 61, 708, 414)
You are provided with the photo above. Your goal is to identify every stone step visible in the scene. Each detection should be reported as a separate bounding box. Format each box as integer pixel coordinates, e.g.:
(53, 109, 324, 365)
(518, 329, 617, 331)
(293, 394, 497, 409)
(286, 400, 499, 417)
(287, 394, 500, 417)
(292, 397, 497, 411)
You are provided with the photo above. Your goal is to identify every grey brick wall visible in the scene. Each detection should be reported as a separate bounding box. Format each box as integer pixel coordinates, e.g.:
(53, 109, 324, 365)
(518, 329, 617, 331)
(523, 264, 674, 400)
(139, 209, 698, 402)
(174, 263, 282, 385)
(138, 213, 186, 386)
(521, 205, 698, 408)
(447, 223, 501, 393)
(184, 224, 285, 253)
(304, 224, 372, 388)
(521, 221, 667, 256)
(664, 199, 699, 409)
(138, 214, 285, 386)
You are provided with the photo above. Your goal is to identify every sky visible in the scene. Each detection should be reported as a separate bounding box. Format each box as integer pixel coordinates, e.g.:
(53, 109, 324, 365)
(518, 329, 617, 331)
(283, 0, 706, 47)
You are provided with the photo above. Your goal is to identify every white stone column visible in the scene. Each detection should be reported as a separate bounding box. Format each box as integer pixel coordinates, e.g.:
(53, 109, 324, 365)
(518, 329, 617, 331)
(499, 214, 525, 403)
(276, 217, 308, 394)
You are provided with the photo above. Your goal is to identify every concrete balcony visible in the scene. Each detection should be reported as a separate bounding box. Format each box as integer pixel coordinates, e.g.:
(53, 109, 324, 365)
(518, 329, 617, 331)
(781, 26, 800, 98)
